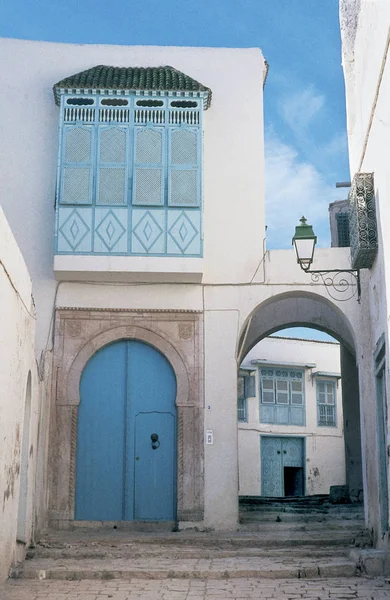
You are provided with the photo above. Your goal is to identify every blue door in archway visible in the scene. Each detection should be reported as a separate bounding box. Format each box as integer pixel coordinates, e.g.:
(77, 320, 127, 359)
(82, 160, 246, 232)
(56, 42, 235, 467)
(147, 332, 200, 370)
(75, 340, 177, 521)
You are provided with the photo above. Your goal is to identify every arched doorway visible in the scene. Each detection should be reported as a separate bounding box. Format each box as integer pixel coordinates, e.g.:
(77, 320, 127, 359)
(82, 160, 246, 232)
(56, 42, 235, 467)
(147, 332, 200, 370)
(237, 292, 363, 504)
(75, 339, 177, 522)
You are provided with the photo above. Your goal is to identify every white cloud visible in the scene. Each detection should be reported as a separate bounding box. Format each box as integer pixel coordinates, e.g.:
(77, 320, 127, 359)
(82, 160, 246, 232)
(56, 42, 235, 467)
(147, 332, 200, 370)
(278, 86, 325, 132)
(264, 130, 340, 249)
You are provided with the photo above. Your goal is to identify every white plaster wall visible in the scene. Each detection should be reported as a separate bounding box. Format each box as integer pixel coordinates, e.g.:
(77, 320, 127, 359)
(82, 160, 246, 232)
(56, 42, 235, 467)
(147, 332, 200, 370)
(340, 0, 390, 171)
(0, 207, 48, 581)
(204, 310, 240, 529)
(238, 337, 345, 496)
(0, 37, 265, 354)
(341, 1, 390, 545)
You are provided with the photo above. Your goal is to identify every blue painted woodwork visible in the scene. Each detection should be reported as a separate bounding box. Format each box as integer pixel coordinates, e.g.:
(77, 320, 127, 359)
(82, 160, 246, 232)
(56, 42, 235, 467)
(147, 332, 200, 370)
(75, 339, 177, 521)
(55, 95, 203, 257)
(259, 368, 305, 426)
(261, 437, 304, 497)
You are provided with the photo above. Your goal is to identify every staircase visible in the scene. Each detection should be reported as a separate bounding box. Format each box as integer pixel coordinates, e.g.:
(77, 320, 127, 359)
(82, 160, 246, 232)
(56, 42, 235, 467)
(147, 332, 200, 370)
(12, 497, 371, 582)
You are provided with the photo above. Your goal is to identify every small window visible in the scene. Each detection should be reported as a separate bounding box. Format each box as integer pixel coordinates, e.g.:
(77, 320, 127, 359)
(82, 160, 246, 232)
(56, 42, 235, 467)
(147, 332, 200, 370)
(336, 212, 350, 247)
(317, 380, 336, 427)
(238, 397, 247, 422)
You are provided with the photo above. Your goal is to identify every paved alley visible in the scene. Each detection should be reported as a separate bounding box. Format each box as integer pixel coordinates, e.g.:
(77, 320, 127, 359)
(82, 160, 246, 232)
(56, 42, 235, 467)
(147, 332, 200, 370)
(1, 576, 390, 600)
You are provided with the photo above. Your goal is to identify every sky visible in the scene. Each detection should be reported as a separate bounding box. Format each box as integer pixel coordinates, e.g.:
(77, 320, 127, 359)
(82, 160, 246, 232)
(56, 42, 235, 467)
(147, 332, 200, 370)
(0, 0, 347, 341)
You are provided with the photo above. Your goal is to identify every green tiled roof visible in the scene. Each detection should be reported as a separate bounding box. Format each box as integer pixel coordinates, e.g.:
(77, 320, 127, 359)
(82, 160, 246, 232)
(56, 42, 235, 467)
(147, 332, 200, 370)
(53, 65, 212, 108)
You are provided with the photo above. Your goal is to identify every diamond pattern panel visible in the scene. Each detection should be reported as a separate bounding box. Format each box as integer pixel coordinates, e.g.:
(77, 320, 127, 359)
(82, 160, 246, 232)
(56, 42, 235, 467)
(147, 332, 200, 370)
(132, 210, 165, 253)
(135, 128, 163, 164)
(167, 210, 200, 254)
(64, 127, 92, 163)
(99, 127, 127, 163)
(171, 129, 197, 164)
(94, 209, 127, 253)
(62, 167, 92, 204)
(57, 208, 92, 252)
(97, 168, 126, 205)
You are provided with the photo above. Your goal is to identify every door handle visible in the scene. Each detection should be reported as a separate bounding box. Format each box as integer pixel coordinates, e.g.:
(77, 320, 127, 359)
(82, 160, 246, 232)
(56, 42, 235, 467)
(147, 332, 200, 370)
(151, 433, 160, 450)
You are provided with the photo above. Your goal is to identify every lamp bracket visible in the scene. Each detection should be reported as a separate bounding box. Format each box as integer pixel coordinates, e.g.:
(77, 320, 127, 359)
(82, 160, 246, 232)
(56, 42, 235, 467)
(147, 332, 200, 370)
(306, 269, 361, 303)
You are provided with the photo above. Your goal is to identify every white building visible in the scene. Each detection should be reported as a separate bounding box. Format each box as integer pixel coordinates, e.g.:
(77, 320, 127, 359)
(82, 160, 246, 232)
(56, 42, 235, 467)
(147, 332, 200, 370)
(238, 336, 345, 498)
(0, 28, 388, 579)
(340, 0, 390, 552)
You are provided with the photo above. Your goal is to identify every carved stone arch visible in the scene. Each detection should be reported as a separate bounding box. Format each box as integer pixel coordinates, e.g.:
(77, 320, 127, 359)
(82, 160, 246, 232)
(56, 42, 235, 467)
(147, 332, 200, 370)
(50, 309, 204, 528)
(66, 324, 191, 408)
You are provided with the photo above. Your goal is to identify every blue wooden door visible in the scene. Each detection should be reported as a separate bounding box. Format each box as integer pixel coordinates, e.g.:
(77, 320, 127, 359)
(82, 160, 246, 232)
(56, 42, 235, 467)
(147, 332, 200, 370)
(261, 437, 304, 497)
(75, 339, 177, 521)
(261, 437, 283, 496)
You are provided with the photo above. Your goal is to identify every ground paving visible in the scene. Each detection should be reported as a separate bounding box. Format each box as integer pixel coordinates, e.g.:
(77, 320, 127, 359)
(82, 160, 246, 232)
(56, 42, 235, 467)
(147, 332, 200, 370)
(1, 576, 390, 599)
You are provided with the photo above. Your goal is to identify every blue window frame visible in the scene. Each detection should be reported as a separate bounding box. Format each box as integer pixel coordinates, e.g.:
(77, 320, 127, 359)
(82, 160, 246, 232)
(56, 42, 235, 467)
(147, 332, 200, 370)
(55, 95, 203, 257)
(259, 368, 305, 426)
(316, 380, 337, 427)
(237, 374, 255, 422)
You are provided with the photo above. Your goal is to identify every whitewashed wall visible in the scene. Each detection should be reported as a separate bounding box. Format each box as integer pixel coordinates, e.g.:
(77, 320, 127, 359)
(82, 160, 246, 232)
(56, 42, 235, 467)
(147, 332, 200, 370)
(340, 0, 390, 546)
(0, 37, 266, 354)
(0, 207, 48, 581)
(238, 336, 345, 496)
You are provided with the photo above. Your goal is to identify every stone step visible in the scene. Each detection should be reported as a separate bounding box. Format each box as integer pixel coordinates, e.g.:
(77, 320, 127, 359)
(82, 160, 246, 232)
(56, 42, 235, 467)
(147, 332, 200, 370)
(239, 504, 364, 514)
(239, 512, 364, 523)
(16, 555, 358, 581)
(31, 543, 350, 560)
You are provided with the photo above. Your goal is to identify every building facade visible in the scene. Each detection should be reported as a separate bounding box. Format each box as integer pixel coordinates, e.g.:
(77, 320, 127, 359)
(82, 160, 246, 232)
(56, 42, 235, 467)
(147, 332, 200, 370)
(238, 336, 345, 498)
(0, 28, 388, 579)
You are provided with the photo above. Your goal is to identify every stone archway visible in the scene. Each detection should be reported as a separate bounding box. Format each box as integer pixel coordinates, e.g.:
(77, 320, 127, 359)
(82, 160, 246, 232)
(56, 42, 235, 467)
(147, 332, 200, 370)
(49, 308, 204, 528)
(237, 290, 362, 502)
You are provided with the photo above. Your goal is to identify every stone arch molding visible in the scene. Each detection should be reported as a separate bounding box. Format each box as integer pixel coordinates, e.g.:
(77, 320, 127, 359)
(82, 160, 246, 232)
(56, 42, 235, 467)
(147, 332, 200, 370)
(50, 309, 204, 527)
(238, 290, 358, 361)
(66, 324, 191, 408)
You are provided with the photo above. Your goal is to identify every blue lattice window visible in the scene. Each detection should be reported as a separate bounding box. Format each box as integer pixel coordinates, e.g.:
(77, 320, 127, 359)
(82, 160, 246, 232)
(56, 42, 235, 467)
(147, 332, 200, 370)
(55, 95, 204, 257)
(259, 368, 305, 426)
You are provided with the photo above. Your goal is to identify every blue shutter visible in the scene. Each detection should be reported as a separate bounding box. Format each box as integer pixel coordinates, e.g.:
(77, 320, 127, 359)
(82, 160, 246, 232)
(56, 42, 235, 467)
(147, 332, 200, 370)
(61, 125, 94, 204)
(168, 128, 200, 207)
(244, 375, 256, 398)
(133, 127, 164, 205)
(97, 126, 128, 205)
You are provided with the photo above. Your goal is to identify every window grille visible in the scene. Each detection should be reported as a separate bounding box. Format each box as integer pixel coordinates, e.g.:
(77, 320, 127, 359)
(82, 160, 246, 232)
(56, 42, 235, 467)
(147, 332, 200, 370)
(316, 380, 336, 427)
(64, 127, 92, 163)
(64, 108, 95, 122)
(169, 110, 200, 125)
(259, 368, 305, 426)
(134, 169, 163, 205)
(62, 168, 92, 204)
(136, 129, 163, 164)
(336, 212, 350, 247)
(134, 109, 165, 124)
(238, 397, 247, 422)
(99, 108, 130, 123)
(98, 168, 127, 205)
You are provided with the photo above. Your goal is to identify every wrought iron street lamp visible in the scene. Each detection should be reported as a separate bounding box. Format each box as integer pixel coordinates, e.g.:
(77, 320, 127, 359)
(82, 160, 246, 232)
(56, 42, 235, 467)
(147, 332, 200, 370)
(292, 216, 361, 302)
